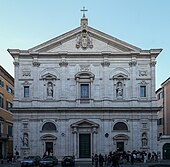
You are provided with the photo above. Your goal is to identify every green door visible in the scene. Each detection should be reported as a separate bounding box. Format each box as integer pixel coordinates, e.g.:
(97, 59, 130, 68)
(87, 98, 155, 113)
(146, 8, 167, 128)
(79, 134, 91, 158)
(163, 143, 170, 159)
(46, 142, 53, 155)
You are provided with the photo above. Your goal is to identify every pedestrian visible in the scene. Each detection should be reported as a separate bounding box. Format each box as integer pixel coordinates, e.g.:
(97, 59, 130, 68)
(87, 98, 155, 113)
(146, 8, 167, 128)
(0, 153, 3, 164)
(99, 153, 104, 167)
(94, 154, 98, 167)
(92, 153, 94, 165)
(131, 153, 135, 165)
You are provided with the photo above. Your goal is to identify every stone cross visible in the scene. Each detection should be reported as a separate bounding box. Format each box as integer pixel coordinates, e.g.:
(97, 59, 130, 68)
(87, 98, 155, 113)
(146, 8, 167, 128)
(81, 6, 88, 18)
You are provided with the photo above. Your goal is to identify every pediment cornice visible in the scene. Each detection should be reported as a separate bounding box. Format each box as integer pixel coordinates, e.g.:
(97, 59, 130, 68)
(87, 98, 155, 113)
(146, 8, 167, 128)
(71, 119, 99, 128)
(7, 24, 162, 58)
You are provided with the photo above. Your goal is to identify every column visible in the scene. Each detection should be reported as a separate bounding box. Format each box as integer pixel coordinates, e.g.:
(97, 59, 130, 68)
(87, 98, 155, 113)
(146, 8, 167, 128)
(150, 58, 156, 100)
(72, 127, 78, 158)
(92, 127, 97, 154)
(13, 61, 19, 101)
(129, 55, 137, 105)
(101, 54, 110, 104)
(59, 56, 68, 100)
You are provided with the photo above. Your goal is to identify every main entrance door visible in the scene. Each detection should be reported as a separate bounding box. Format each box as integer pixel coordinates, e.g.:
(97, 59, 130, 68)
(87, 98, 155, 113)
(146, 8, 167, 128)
(79, 134, 91, 158)
(117, 142, 124, 152)
(46, 142, 53, 155)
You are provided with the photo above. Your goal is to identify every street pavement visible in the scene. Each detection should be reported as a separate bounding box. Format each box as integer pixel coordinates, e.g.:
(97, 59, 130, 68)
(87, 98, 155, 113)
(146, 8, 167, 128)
(1, 160, 170, 167)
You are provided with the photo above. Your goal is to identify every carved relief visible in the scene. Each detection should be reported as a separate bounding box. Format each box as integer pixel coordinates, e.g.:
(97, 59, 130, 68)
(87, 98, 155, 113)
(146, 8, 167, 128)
(76, 29, 93, 49)
(139, 70, 147, 77)
(23, 70, 31, 77)
(80, 65, 90, 71)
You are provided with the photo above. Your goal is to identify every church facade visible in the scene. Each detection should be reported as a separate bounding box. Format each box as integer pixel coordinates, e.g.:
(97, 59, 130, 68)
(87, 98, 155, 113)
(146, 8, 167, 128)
(8, 15, 162, 159)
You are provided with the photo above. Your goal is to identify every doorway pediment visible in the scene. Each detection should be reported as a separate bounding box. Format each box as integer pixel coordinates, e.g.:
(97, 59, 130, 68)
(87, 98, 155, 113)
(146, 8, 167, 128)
(113, 134, 129, 140)
(40, 134, 57, 140)
(71, 119, 99, 128)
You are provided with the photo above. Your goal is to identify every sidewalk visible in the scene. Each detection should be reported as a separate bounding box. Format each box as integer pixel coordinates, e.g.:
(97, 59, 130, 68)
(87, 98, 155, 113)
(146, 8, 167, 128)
(119, 160, 170, 167)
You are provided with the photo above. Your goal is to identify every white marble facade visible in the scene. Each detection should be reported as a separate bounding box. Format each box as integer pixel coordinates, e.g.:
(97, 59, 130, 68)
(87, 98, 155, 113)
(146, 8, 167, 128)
(8, 16, 162, 159)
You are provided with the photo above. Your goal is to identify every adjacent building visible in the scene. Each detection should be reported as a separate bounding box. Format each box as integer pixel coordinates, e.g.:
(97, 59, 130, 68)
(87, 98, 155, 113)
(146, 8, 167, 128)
(157, 77, 170, 159)
(0, 65, 14, 158)
(8, 14, 162, 160)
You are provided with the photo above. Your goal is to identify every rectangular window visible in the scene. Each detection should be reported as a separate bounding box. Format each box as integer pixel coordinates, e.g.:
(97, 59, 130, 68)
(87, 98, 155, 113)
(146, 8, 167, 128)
(0, 93, 4, 108)
(24, 86, 29, 97)
(0, 122, 3, 135)
(157, 93, 160, 100)
(6, 85, 13, 94)
(8, 125, 13, 137)
(0, 79, 4, 87)
(157, 118, 163, 125)
(6, 101, 12, 111)
(140, 85, 146, 97)
(80, 84, 89, 98)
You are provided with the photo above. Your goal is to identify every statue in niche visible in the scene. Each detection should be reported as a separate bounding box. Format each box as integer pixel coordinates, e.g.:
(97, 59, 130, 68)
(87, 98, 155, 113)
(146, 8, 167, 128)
(21, 133, 29, 147)
(142, 133, 148, 146)
(142, 138, 147, 146)
(116, 81, 123, 97)
(47, 82, 53, 97)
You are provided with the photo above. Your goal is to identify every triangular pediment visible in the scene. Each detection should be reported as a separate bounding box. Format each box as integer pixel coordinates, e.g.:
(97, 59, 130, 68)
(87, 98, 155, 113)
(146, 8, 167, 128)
(28, 26, 141, 54)
(41, 73, 57, 80)
(71, 119, 99, 128)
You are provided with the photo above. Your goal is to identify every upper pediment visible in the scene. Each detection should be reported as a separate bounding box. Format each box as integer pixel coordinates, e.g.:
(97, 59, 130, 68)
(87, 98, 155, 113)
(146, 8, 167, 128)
(28, 26, 141, 54)
(8, 17, 162, 58)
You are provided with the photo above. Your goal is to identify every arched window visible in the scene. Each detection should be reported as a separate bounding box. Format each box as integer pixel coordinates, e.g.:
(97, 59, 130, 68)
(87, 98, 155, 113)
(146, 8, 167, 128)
(113, 122, 128, 131)
(42, 122, 56, 131)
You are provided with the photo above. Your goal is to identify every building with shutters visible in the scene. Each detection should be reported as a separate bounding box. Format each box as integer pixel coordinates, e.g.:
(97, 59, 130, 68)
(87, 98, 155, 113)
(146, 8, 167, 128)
(156, 77, 170, 159)
(0, 65, 14, 158)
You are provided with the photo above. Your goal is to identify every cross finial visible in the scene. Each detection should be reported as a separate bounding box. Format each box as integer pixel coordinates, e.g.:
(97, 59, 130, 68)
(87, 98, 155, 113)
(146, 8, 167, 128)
(81, 6, 88, 18)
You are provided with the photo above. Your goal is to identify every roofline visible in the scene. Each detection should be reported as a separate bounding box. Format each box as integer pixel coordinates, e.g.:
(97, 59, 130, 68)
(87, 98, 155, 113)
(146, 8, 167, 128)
(161, 77, 170, 87)
(0, 65, 14, 84)
(7, 49, 162, 58)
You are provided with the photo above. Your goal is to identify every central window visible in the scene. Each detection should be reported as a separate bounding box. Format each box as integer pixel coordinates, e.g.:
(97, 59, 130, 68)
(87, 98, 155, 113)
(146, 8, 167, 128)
(24, 86, 29, 97)
(80, 83, 90, 98)
(75, 71, 95, 102)
(140, 85, 146, 97)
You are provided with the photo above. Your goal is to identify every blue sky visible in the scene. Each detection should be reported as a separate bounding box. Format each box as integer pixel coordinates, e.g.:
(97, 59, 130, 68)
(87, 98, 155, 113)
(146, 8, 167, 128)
(0, 0, 169, 89)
